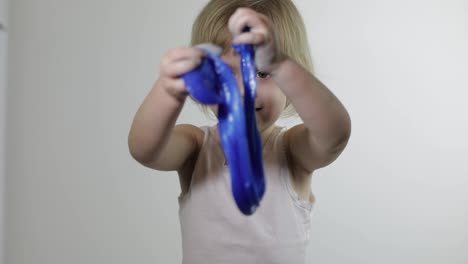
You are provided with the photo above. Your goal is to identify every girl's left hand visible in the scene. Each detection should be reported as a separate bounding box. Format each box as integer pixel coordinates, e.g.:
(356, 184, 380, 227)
(228, 8, 285, 73)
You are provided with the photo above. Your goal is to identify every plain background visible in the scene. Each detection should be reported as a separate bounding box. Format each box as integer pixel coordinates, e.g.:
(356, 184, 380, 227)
(3, 0, 468, 263)
(0, 29, 6, 264)
(1, 0, 10, 262)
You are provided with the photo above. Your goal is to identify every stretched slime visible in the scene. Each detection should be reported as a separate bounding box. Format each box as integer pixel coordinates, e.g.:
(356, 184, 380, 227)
(182, 43, 265, 215)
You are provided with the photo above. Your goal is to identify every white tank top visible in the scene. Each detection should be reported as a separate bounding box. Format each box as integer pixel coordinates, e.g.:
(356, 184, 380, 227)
(178, 126, 315, 264)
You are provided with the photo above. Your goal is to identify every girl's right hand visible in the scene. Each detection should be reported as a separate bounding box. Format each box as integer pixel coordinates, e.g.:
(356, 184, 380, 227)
(156, 47, 206, 102)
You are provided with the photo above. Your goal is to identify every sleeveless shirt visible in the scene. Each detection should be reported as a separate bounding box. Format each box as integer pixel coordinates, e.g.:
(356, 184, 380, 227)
(178, 126, 315, 264)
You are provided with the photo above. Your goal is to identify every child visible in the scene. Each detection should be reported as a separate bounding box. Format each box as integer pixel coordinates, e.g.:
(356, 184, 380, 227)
(128, 0, 351, 263)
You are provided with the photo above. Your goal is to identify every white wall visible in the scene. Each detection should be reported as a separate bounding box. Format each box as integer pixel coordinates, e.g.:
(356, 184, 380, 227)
(298, 1, 468, 263)
(0, 30, 6, 264)
(0, 0, 8, 29)
(1, 0, 9, 263)
(5, 0, 468, 264)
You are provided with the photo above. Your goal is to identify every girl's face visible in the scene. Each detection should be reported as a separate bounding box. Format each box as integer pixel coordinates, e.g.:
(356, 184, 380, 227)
(209, 49, 287, 132)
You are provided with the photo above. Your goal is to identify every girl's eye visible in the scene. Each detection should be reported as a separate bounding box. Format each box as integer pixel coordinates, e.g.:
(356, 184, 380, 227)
(256, 71, 271, 79)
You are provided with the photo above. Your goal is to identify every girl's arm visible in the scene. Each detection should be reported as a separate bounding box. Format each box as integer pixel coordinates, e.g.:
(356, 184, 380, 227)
(128, 48, 205, 171)
(272, 58, 351, 173)
(225, 8, 351, 174)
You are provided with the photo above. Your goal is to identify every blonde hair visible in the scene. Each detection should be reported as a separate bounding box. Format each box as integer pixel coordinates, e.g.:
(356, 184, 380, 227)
(190, 0, 314, 119)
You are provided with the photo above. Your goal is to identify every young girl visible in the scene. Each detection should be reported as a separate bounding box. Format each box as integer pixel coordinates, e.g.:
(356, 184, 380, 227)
(128, 0, 351, 263)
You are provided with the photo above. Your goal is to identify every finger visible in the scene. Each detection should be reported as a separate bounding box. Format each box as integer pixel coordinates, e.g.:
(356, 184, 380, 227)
(161, 57, 202, 77)
(228, 8, 257, 29)
(229, 9, 265, 36)
(229, 14, 269, 46)
(166, 78, 186, 91)
(160, 78, 188, 98)
(232, 32, 266, 45)
(228, 8, 252, 35)
(162, 47, 205, 66)
(228, 7, 249, 29)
